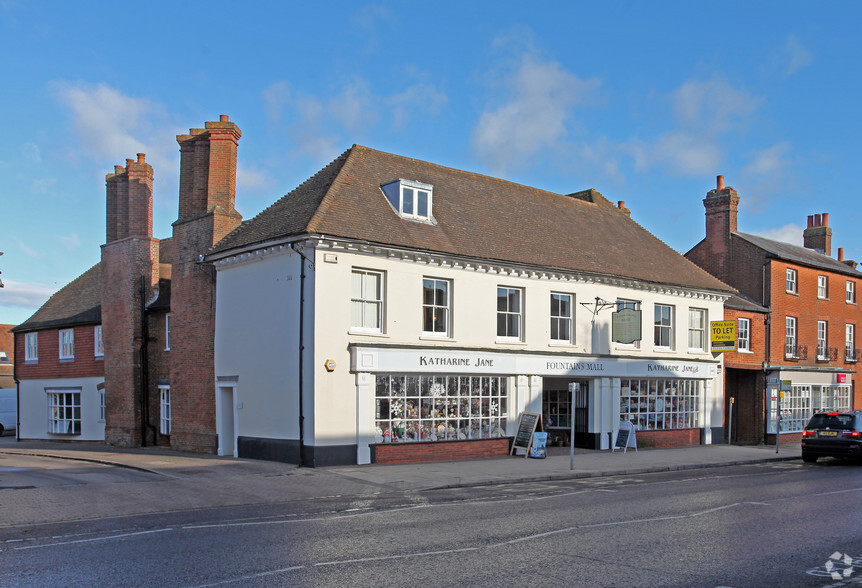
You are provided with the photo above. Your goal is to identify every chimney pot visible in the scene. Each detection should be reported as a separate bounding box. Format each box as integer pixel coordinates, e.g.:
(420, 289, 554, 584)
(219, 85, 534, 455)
(618, 200, 625, 209)
(220, 114, 229, 122)
(137, 153, 145, 163)
(125, 158, 134, 168)
(815, 213, 822, 227)
(716, 175, 724, 190)
(839, 248, 845, 261)
(807, 215, 814, 228)
(823, 212, 829, 226)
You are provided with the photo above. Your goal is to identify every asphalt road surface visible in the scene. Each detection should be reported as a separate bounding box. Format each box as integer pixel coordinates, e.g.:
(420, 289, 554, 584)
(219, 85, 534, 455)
(1, 459, 860, 587)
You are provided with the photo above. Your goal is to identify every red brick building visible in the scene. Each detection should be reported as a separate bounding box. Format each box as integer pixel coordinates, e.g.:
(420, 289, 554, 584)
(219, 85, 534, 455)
(13, 116, 241, 448)
(687, 176, 862, 444)
(0, 324, 14, 389)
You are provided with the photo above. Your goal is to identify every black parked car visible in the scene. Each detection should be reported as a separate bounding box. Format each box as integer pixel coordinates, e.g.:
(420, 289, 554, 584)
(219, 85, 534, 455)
(801, 411, 862, 463)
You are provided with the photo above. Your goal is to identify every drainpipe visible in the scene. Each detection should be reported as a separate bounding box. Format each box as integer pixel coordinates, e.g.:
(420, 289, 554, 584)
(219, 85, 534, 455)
(291, 242, 313, 467)
(139, 276, 156, 446)
(762, 257, 773, 445)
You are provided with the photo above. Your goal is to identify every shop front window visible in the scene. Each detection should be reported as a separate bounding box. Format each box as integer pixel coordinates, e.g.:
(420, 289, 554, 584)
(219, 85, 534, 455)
(767, 384, 851, 434)
(619, 379, 701, 431)
(375, 375, 508, 443)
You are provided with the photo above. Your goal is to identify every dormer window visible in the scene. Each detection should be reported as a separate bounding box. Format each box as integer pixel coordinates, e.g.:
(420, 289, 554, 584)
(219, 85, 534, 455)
(381, 179, 433, 222)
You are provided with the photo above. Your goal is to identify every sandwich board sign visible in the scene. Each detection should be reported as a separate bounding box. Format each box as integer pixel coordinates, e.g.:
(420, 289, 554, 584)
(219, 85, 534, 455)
(511, 412, 542, 457)
(613, 421, 637, 453)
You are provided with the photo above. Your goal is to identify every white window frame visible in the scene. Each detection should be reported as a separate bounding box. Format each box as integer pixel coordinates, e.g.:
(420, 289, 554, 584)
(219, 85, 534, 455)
(737, 318, 751, 352)
(817, 275, 828, 299)
(846, 324, 856, 362)
(47, 389, 81, 435)
(351, 269, 384, 333)
(422, 278, 451, 338)
(99, 387, 106, 422)
(615, 299, 641, 349)
(847, 281, 856, 304)
(382, 179, 433, 222)
(59, 328, 74, 360)
(550, 292, 574, 344)
(817, 320, 828, 360)
(786, 268, 797, 294)
(687, 308, 706, 352)
(497, 286, 524, 342)
(165, 313, 171, 351)
(654, 304, 674, 350)
(785, 316, 797, 357)
(159, 385, 171, 435)
(24, 332, 38, 362)
(94, 325, 103, 358)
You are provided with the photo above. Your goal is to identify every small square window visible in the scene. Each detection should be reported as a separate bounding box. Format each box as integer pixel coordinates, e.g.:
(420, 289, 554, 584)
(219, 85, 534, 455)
(381, 179, 433, 222)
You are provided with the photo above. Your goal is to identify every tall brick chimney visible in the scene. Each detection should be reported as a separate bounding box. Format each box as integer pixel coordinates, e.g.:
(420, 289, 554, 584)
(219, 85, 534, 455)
(694, 174, 740, 283)
(170, 115, 243, 454)
(102, 154, 160, 447)
(803, 212, 832, 256)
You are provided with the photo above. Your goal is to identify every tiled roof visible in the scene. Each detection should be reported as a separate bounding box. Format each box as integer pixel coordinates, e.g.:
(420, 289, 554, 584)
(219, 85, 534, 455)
(12, 264, 101, 332)
(736, 232, 862, 278)
(725, 293, 769, 313)
(210, 146, 732, 293)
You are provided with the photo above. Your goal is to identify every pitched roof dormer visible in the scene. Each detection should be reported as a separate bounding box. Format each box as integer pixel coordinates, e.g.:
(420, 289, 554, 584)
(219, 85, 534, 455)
(381, 179, 434, 223)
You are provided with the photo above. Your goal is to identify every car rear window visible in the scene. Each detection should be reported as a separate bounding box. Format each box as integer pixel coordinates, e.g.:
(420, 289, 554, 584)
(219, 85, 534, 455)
(807, 414, 856, 430)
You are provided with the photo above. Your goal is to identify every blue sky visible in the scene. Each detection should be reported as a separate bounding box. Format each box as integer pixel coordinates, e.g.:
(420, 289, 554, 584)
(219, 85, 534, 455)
(2, 1, 861, 325)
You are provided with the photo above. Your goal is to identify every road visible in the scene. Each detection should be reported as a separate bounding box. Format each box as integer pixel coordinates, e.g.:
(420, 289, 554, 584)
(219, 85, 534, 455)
(1, 459, 860, 587)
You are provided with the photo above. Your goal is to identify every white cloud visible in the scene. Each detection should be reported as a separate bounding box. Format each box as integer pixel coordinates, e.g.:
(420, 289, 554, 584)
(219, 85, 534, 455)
(20, 142, 41, 163)
(57, 233, 81, 250)
(471, 54, 601, 173)
(671, 77, 760, 134)
(754, 223, 803, 246)
(262, 81, 291, 125)
(648, 131, 723, 177)
(0, 279, 58, 310)
(237, 164, 272, 192)
(51, 81, 176, 178)
(743, 142, 793, 175)
(386, 83, 447, 129)
(783, 35, 813, 77)
(328, 79, 378, 133)
(30, 177, 56, 196)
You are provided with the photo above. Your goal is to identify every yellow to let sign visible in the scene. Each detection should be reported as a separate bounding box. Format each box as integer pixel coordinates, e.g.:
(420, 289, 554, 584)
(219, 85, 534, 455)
(711, 320, 736, 352)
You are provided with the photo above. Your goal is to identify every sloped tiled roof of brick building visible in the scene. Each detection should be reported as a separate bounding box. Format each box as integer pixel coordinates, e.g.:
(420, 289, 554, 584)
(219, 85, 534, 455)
(210, 146, 733, 293)
(13, 264, 102, 332)
(735, 232, 862, 278)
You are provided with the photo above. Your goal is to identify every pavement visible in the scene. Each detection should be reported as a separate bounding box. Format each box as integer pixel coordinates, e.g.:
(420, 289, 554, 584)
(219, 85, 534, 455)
(0, 437, 801, 527)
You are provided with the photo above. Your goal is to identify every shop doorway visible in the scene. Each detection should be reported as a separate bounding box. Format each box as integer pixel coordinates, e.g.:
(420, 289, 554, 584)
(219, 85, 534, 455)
(542, 379, 591, 448)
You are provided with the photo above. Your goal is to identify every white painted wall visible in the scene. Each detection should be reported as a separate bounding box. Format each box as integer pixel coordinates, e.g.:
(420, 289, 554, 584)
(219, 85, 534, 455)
(216, 240, 726, 455)
(214, 246, 303, 442)
(17, 377, 105, 440)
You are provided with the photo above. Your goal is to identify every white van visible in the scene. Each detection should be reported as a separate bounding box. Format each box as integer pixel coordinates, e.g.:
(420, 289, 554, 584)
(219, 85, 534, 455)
(0, 389, 16, 436)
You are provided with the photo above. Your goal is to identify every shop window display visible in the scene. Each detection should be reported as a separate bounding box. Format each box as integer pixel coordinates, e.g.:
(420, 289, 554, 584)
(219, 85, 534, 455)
(375, 375, 508, 443)
(619, 379, 701, 431)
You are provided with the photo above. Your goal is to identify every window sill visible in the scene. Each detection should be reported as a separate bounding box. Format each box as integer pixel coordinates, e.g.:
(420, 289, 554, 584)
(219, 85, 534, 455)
(548, 341, 579, 349)
(348, 330, 390, 338)
(495, 339, 527, 347)
(59, 358, 75, 363)
(419, 334, 453, 342)
(653, 347, 676, 353)
(736, 349, 754, 354)
(24, 360, 38, 365)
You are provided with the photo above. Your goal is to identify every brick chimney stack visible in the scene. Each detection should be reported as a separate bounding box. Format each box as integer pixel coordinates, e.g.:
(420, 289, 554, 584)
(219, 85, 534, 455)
(170, 115, 243, 454)
(803, 212, 832, 256)
(102, 154, 160, 448)
(694, 174, 740, 283)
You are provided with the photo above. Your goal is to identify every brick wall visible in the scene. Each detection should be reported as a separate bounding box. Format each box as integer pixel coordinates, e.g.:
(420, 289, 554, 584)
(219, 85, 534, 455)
(635, 428, 701, 448)
(14, 325, 105, 380)
(372, 438, 511, 463)
(169, 116, 242, 454)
